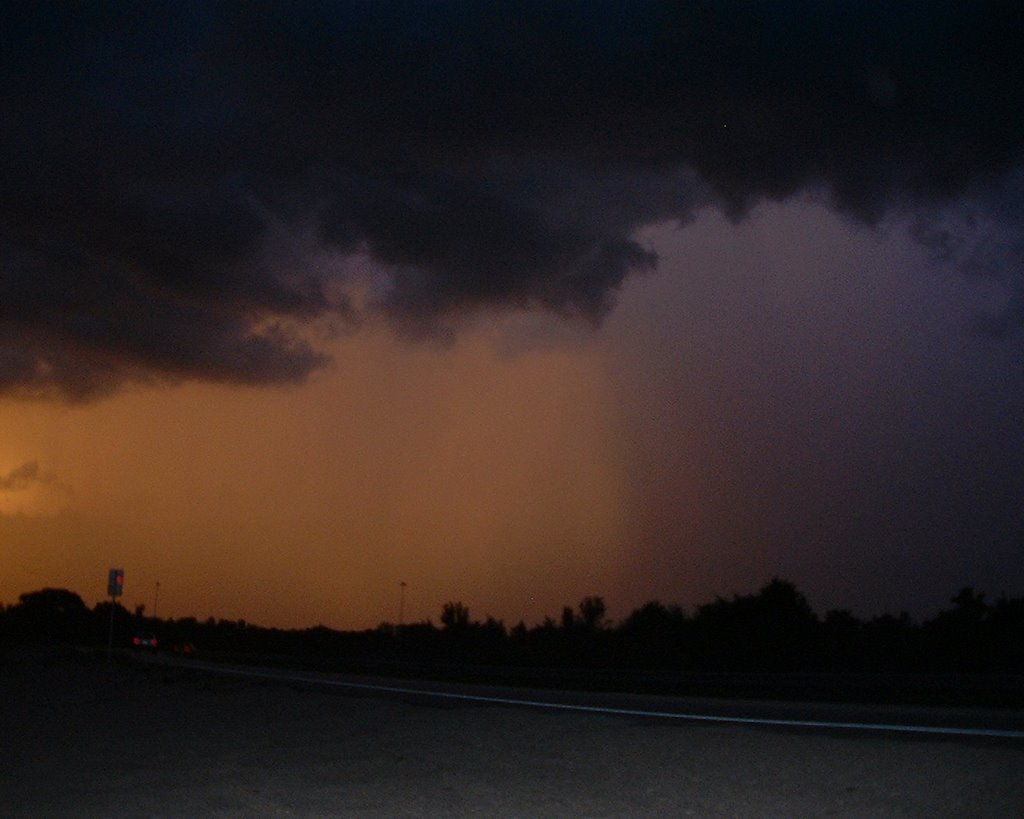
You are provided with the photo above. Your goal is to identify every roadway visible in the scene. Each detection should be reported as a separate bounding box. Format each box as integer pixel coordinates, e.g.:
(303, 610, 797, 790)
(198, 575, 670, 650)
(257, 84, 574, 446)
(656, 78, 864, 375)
(143, 652, 1024, 742)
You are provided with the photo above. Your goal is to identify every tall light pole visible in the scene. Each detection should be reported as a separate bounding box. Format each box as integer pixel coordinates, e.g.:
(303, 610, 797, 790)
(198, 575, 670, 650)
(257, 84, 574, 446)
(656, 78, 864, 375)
(398, 581, 407, 627)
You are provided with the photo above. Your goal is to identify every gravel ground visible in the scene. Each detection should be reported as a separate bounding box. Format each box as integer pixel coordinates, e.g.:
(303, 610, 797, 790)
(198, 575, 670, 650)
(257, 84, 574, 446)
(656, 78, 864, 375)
(2, 647, 1022, 817)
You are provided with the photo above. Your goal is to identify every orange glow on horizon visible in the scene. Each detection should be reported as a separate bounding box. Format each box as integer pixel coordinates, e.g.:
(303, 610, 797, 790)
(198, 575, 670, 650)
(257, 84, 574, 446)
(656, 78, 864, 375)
(0, 323, 630, 629)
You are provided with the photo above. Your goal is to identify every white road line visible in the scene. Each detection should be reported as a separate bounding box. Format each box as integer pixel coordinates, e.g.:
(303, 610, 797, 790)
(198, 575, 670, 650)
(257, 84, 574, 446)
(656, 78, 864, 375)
(185, 661, 1024, 740)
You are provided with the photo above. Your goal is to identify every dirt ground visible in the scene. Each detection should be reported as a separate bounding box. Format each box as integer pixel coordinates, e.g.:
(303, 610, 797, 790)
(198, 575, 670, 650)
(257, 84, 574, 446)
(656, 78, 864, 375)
(2, 647, 1022, 817)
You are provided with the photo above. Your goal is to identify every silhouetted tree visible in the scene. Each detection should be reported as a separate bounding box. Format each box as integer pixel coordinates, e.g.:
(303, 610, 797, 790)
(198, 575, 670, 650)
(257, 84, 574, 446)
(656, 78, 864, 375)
(440, 601, 470, 631)
(861, 611, 916, 671)
(693, 578, 820, 670)
(986, 595, 1024, 672)
(821, 609, 863, 670)
(921, 587, 993, 671)
(951, 587, 987, 618)
(5, 579, 1021, 681)
(616, 600, 689, 669)
(578, 596, 607, 630)
(7, 588, 91, 645)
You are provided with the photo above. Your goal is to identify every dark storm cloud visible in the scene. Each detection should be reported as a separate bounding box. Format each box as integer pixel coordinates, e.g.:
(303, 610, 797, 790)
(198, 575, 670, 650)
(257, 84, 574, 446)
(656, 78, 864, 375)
(3, 1, 1022, 398)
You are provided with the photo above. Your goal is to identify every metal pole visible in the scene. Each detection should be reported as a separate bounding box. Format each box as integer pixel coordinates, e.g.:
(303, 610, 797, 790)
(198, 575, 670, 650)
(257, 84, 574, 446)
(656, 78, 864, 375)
(107, 593, 115, 660)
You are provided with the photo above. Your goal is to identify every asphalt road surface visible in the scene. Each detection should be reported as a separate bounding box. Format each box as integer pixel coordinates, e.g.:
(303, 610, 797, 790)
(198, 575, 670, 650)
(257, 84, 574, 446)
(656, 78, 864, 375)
(3, 648, 1023, 817)
(155, 653, 1024, 740)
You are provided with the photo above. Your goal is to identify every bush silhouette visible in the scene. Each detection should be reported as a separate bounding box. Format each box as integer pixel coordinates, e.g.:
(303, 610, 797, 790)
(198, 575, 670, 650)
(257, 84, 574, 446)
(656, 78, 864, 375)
(7, 588, 92, 645)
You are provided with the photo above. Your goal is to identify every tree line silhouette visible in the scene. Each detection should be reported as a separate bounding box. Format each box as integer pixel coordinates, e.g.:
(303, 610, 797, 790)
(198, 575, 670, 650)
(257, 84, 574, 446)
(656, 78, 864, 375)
(2, 579, 1022, 679)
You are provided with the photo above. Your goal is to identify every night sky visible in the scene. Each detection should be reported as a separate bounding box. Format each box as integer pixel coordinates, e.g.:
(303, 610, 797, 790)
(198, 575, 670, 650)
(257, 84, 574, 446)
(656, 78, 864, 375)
(3, 2, 1023, 629)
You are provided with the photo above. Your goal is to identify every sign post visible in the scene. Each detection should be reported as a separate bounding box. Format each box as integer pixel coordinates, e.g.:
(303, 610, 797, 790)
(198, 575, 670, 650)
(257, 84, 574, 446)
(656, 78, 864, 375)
(107, 568, 123, 659)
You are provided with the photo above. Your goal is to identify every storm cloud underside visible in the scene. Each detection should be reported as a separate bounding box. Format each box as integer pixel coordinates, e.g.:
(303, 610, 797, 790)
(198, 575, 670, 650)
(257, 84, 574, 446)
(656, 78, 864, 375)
(3, 1, 1023, 398)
